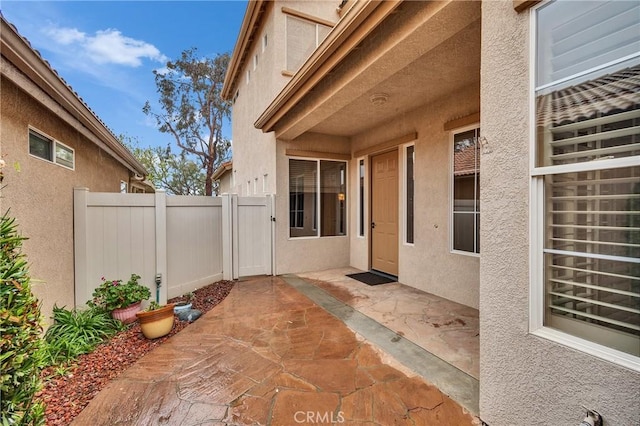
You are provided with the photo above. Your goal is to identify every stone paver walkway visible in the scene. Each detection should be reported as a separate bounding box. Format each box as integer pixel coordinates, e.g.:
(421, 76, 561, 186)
(72, 276, 477, 425)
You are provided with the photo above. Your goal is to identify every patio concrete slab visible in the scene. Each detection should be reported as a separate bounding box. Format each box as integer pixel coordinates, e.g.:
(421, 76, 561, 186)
(297, 268, 480, 380)
(72, 276, 478, 425)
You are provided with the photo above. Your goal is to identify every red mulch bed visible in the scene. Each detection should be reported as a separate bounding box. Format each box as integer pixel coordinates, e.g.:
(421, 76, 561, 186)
(35, 280, 234, 426)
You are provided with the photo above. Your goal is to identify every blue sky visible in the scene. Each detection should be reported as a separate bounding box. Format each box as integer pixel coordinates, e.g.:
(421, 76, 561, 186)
(1, 1, 248, 149)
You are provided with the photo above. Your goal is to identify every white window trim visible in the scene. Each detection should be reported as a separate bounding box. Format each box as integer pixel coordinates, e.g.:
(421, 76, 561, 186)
(527, 1, 640, 372)
(449, 123, 480, 257)
(28, 127, 75, 170)
(357, 157, 366, 239)
(402, 143, 415, 246)
(288, 156, 348, 240)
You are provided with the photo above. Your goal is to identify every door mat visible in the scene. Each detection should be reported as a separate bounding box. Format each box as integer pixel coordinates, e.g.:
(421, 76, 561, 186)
(346, 271, 396, 286)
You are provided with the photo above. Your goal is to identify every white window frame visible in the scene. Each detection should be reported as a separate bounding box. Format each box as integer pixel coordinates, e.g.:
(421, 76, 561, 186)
(357, 157, 366, 239)
(402, 143, 415, 246)
(528, 1, 640, 372)
(288, 157, 348, 240)
(28, 127, 75, 170)
(449, 123, 480, 257)
(120, 181, 128, 193)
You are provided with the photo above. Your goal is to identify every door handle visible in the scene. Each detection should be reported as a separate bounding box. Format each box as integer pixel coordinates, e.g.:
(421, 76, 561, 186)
(371, 222, 376, 229)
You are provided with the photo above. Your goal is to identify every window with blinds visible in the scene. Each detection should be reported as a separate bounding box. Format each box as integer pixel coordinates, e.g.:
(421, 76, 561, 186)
(534, 1, 640, 357)
(289, 159, 347, 238)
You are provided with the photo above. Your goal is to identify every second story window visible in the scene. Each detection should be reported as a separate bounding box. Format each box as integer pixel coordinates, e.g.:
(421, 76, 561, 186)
(285, 14, 331, 73)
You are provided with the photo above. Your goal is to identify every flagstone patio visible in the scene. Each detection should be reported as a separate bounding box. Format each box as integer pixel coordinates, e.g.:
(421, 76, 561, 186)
(297, 268, 480, 380)
(71, 276, 478, 425)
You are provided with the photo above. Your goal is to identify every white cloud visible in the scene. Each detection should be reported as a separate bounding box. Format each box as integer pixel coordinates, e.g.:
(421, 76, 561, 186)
(43, 25, 168, 67)
(46, 27, 85, 45)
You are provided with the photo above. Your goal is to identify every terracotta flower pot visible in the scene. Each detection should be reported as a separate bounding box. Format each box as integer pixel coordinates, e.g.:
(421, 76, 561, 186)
(111, 302, 142, 324)
(136, 304, 175, 339)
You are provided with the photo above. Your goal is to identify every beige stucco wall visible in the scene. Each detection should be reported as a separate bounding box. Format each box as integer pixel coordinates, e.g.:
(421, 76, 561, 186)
(231, 1, 340, 199)
(479, 2, 640, 425)
(231, 2, 276, 197)
(0, 76, 130, 325)
(350, 84, 480, 309)
(275, 133, 351, 274)
(217, 171, 232, 194)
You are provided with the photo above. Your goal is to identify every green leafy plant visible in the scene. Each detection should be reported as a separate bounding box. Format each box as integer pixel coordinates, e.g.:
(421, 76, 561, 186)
(88, 274, 151, 311)
(43, 306, 124, 365)
(145, 301, 162, 312)
(0, 211, 46, 426)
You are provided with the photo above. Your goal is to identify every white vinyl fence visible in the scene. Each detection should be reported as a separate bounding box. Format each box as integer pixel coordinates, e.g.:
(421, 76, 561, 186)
(74, 188, 273, 306)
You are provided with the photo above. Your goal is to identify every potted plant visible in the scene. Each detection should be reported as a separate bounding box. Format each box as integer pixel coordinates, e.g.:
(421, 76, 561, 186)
(89, 274, 151, 324)
(173, 291, 194, 314)
(136, 302, 175, 339)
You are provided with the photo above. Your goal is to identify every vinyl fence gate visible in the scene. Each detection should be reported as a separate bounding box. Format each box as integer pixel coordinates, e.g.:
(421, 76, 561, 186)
(74, 188, 274, 306)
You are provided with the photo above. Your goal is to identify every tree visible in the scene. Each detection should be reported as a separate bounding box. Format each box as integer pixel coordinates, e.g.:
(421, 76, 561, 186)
(143, 48, 231, 196)
(121, 135, 207, 195)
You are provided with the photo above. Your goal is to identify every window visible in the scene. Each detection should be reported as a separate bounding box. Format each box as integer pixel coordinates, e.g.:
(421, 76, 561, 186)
(120, 181, 128, 193)
(290, 174, 305, 229)
(358, 159, 365, 237)
(263, 174, 268, 193)
(253, 54, 258, 70)
(532, 0, 640, 360)
(263, 33, 268, 52)
(285, 14, 331, 72)
(29, 130, 52, 161)
(452, 127, 480, 254)
(254, 178, 258, 194)
(289, 159, 347, 238)
(246, 70, 250, 84)
(405, 145, 415, 244)
(29, 129, 74, 169)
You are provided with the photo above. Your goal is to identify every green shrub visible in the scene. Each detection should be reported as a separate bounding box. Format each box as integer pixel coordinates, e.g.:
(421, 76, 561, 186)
(88, 274, 151, 311)
(0, 212, 46, 425)
(43, 306, 124, 365)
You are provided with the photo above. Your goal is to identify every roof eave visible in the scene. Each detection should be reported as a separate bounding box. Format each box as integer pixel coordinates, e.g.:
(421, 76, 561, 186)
(0, 16, 148, 177)
(212, 160, 233, 180)
(222, 0, 267, 100)
(253, 0, 402, 134)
